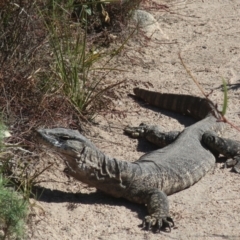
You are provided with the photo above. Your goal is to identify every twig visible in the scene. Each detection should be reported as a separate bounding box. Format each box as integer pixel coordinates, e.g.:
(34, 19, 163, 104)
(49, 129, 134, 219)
(178, 52, 240, 133)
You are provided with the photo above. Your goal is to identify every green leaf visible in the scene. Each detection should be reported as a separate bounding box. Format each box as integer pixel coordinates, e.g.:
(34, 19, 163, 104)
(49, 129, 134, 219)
(222, 77, 228, 116)
(83, 5, 92, 15)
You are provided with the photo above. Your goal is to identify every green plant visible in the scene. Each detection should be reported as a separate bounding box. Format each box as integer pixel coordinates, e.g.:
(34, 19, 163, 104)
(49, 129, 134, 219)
(221, 78, 228, 116)
(0, 121, 28, 240)
(0, 176, 28, 240)
(40, 0, 130, 116)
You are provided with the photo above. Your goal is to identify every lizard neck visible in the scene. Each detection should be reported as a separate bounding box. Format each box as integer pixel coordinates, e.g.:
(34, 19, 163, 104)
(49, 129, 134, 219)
(63, 145, 134, 197)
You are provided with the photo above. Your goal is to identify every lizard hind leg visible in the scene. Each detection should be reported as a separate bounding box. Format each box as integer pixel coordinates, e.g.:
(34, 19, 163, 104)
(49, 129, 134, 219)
(202, 131, 240, 173)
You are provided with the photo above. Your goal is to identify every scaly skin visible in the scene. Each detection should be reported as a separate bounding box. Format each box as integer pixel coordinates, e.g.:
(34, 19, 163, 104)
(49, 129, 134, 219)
(202, 131, 240, 173)
(37, 88, 240, 232)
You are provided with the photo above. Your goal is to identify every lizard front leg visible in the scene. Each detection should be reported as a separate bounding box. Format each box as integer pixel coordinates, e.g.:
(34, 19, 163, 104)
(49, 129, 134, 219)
(124, 123, 180, 148)
(202, 131, 240, 173)
(143, 189, 174, 231)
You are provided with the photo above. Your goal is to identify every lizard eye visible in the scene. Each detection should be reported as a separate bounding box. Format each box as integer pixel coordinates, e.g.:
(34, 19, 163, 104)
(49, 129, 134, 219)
(59, 135, 71, 140)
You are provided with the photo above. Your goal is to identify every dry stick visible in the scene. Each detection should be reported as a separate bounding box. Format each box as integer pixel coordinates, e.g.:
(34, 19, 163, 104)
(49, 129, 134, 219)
(178, 52, 209, 99)
(221, 113, 240, 132)
(29, 163, 54, 184)
(178, 52, 240, 132)
(84, 79, 127, 110)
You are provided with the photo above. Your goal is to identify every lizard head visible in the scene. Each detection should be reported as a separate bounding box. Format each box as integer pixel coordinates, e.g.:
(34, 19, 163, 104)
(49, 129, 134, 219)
(36, 128, 104, 182)
(36, 128, 96, 157)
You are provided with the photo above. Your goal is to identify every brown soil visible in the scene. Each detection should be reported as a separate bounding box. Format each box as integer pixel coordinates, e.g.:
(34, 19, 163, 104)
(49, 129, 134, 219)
(28, 1, 240, 239)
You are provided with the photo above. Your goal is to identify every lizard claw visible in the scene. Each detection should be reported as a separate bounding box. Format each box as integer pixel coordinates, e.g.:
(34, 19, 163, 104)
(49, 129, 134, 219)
(124, 123, 148, 138)
(233, 156, 240, 173)
(143, 215, 174, 232)
(224, 156, 240, 174)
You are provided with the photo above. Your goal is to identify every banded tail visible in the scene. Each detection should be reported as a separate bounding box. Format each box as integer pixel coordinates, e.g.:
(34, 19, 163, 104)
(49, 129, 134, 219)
(133, 88, 221, 120)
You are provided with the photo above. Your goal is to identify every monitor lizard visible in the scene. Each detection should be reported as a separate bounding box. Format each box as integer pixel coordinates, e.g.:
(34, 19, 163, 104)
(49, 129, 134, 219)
(36, 88, 240, 232)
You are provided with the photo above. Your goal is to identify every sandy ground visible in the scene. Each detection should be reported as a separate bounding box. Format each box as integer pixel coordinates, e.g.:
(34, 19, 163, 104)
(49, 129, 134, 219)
(29, 1, 240, 239)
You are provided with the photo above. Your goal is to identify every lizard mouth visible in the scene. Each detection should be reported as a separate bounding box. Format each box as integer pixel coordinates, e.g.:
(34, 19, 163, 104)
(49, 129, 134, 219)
(37, 129, 64, 148)
(36, 129, 87, 159)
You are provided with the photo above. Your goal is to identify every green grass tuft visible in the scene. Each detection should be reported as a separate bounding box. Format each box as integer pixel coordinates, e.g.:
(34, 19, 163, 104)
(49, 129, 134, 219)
(221, 78, 228, 116)
(0, 176, 28, 240)
(0, 121, 28, 240)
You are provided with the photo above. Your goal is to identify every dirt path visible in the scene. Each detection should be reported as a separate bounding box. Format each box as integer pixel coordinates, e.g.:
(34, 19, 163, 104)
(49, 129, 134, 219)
(30, 1, 240, 239)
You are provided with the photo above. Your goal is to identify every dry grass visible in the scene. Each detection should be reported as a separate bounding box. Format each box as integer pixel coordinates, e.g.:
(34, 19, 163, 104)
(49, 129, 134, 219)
(0, 0, 150, 200)
(0, 1, 175, 238)
(0, 0, 167, 139)
(0, 0, 137, 139)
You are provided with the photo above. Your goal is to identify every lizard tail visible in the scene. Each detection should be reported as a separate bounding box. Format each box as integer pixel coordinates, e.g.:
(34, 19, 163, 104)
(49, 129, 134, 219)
(133, 88, 221, 120)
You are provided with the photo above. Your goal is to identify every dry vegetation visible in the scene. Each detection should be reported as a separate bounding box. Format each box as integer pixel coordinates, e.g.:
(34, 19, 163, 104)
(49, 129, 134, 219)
(0, 0, 140, 135)
(0, 0, 143, 238)
(0, 0, 176, 238)
(1, 1, 239, 239)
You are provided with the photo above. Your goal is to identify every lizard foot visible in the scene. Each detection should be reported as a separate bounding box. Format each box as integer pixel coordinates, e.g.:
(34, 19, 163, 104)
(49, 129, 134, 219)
(124, 123, 149, 138)
(143, 214, 174, 232)
(224, 156, 240, 174)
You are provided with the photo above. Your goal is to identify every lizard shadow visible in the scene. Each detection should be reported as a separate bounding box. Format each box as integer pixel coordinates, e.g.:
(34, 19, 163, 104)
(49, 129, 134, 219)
(33, 184, 149, 227)
(213, 81, 240, 91)
(34, 184, 175, 232)
(33, 185, 174, 232)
